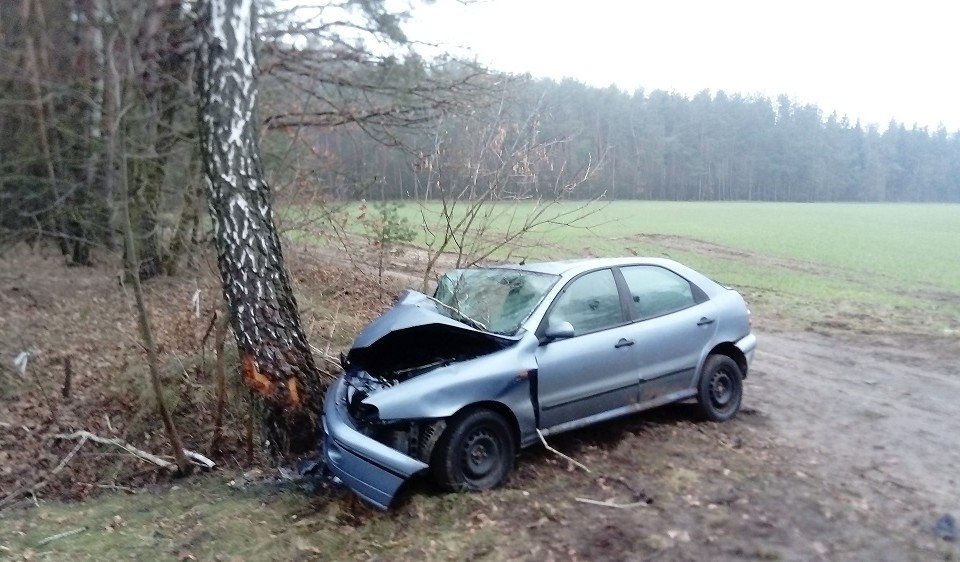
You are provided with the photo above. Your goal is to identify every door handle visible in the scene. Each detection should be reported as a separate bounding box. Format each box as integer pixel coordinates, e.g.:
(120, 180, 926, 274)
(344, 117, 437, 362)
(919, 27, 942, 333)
(697, 317, 715, 326)
(615, 338, 635, 348)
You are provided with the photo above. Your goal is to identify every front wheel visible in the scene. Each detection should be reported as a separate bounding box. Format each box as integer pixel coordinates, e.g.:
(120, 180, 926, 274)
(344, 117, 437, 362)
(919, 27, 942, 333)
(432, 409, 515, 492)
(696, 354, 744, 422)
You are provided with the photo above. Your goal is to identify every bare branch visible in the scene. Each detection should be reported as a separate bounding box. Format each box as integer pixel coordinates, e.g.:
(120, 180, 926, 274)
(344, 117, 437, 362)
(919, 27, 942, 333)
(536, 429, 591, 474)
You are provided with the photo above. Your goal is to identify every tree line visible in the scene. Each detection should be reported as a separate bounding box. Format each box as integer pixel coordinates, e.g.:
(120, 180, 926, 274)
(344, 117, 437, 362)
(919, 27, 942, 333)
(306, 78, 960, 205)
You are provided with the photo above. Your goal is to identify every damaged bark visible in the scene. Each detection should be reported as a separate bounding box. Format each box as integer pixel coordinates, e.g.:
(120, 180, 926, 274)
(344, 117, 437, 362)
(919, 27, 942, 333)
(197, 0, 325, 456)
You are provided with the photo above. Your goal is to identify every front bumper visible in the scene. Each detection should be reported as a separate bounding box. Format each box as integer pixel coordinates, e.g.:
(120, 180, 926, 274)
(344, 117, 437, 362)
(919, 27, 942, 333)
(322, 376, 428, 509)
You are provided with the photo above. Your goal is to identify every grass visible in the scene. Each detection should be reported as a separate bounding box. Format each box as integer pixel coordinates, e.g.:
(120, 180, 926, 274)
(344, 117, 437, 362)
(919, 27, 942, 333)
(2, 407, 944, 561)
(285, 200, 960, 335)
(0, 476, 498, 561)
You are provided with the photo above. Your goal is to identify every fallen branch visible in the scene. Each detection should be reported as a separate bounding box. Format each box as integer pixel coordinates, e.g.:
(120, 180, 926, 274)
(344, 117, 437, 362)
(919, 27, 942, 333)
(54, 431, 175, 470)
(536, 429, 591, 473)
(36, 527, 87, 547)
(184, 450, 216, 470)
(53, 431, 216, 471)
(574, 497, 648, 509)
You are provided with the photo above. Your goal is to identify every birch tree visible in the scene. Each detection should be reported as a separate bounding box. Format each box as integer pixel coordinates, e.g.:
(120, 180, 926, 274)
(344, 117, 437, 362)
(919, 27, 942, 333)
(198, 0, 325, 457)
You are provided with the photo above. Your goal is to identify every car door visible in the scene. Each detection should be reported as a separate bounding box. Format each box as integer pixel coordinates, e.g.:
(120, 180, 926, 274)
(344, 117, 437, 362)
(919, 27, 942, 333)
(618, 265, 718, 402)
(534, 268, 638, 429)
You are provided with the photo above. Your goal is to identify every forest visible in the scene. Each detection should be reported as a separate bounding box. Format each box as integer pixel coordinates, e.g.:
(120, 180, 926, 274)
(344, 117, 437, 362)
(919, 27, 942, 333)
(312, 80, 960, 204)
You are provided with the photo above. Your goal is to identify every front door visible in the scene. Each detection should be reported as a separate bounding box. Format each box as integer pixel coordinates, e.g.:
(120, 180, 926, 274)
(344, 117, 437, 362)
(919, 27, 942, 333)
(535, 269, 637, 429)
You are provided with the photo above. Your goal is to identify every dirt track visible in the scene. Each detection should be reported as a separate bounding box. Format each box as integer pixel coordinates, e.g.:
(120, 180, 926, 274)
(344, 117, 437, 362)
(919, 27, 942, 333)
(750, 329, 960, 528)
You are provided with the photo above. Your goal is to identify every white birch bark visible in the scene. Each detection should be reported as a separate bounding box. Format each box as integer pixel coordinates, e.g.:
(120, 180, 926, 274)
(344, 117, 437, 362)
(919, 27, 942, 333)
(198, 0, 323, 455)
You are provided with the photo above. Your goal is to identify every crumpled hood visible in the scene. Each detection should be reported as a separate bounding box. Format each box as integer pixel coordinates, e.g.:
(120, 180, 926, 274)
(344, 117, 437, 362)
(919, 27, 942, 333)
(345, 290, 518, 379)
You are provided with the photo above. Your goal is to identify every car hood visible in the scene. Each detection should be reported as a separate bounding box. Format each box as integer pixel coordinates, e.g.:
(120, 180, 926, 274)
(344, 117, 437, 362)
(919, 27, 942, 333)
(345, 290, 519, 380)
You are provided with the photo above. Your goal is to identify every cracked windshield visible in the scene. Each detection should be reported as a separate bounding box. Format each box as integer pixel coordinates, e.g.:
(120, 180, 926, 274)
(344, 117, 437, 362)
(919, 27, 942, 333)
(434, 269, 558, 335)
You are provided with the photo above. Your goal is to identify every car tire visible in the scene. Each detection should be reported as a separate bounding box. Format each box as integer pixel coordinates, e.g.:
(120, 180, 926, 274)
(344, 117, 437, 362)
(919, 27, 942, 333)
(696, 354, 743, 422)
(432, 409, 515, 492)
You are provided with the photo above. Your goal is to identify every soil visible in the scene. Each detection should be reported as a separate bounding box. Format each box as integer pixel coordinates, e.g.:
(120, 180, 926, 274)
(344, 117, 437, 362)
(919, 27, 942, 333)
(1, 243, 959, 560)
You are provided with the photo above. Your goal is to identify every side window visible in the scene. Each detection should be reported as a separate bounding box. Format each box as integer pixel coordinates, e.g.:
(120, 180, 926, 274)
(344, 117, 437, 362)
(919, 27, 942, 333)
(547, 269, 623, 335)
(620, 266, 698, 320)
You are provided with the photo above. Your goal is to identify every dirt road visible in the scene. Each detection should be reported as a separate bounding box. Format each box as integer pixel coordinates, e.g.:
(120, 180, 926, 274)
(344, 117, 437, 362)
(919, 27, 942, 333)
(750, 329, 960, 525)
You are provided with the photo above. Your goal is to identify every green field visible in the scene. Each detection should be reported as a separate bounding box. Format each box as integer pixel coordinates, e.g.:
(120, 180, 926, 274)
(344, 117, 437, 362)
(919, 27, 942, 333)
(290, 201, 960, 335)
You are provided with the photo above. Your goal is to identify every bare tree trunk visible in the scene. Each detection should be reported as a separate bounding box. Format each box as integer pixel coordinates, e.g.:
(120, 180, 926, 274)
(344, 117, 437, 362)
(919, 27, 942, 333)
(163, 149, 201, 276)
(73, 0, 109, 264)
(21, 0, 67, 255)
(130, 0, 173, 280)
(119, 135, 192, 476)
(198, 0, 325, 457)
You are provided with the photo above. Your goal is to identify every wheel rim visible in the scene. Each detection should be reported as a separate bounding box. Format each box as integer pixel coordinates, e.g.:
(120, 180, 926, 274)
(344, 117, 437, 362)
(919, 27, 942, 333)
(461, 428, 501, 481)
(710, 368, 735, 408)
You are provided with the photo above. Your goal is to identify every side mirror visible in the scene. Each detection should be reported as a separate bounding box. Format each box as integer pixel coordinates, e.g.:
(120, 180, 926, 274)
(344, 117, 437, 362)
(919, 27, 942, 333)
(542, 320, 575, 342)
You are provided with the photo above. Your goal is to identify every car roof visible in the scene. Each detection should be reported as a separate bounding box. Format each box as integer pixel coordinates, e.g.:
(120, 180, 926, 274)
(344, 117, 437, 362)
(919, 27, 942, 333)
(490, 257, 693, 278)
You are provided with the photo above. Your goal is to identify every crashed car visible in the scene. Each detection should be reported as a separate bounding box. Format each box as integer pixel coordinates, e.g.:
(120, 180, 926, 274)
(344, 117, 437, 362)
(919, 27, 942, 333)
(322, 257, 756, 508)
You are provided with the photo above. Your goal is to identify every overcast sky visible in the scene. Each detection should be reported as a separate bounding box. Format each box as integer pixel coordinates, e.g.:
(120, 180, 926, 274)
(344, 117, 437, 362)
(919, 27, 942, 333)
(405, 0, 959, 131)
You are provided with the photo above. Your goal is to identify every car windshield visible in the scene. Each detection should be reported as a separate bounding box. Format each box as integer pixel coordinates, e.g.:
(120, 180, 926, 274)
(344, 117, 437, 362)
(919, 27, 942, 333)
(433, 268, 559, 335)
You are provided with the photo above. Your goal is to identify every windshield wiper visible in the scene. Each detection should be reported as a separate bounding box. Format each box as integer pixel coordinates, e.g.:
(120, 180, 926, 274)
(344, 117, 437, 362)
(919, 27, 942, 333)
(426, 295, 488, 332)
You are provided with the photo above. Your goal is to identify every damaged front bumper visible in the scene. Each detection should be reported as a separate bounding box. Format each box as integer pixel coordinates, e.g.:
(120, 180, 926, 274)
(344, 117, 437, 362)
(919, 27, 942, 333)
(322, 376, 428, 509)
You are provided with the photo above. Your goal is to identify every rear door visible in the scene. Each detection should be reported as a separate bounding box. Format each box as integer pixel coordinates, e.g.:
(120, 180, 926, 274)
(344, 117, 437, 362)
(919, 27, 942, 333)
(534, 268, 638, 429)
(618, 265, 718, 402)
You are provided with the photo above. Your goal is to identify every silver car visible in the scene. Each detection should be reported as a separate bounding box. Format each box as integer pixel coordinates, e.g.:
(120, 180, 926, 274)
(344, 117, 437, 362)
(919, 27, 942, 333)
(322, 257, 756, 508)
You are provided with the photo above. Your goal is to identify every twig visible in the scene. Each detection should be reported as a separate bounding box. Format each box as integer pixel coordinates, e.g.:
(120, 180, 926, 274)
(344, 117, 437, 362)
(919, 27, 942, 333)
(61, 356, 72, 400)
(536, 429, 591, 473)
(89, 483, 136, 493)
(309, 344, 341, 368)
(322, 304, 340, 360)
(36, 527, 87, 547)
(574, 497, 648, 509)
(209, 314, 229, 454)
(200, 310, 219, 348)
(0, 434, 88, 509)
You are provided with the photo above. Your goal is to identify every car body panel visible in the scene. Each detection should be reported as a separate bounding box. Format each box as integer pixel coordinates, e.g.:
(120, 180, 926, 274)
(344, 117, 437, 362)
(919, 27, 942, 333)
(323, 377, 428, 509)
(535, 325, 640, 428)
(320, 257, 757, 509)
(632, 299, 719, 401)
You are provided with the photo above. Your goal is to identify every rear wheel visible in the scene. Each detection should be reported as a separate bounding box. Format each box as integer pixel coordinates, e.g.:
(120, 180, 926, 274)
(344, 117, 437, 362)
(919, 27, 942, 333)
(432, 409, 515, 492)
(696, 354, 743, 422)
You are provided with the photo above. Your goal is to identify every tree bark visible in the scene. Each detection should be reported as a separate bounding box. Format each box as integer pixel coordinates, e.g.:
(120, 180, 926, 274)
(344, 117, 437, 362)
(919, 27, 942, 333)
(197, 0, 325, 457)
